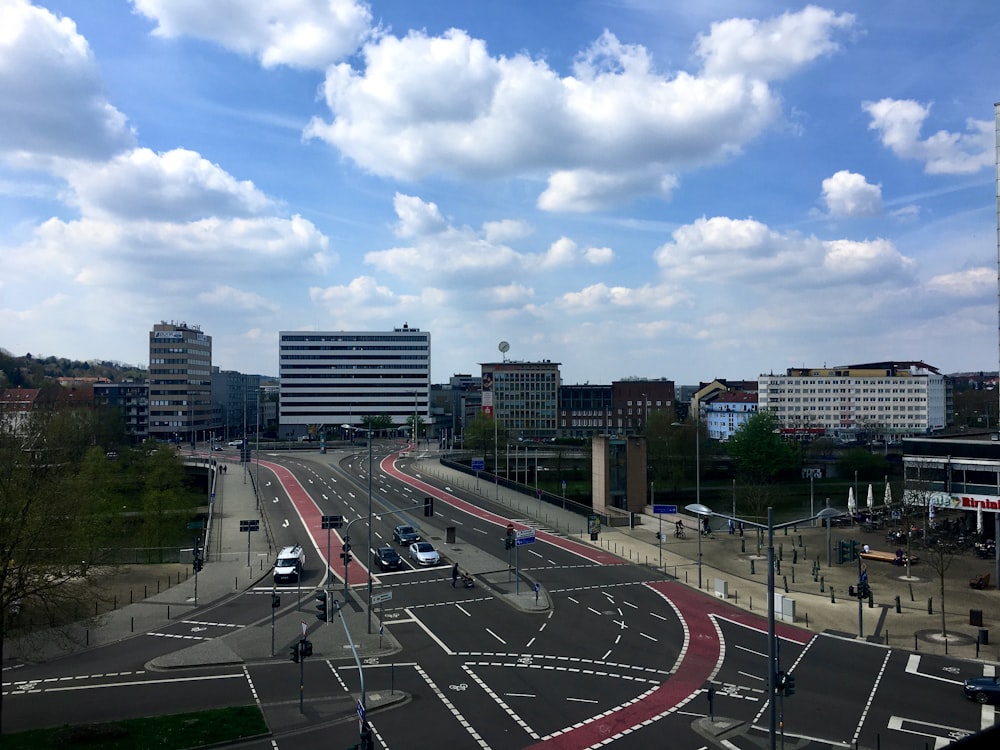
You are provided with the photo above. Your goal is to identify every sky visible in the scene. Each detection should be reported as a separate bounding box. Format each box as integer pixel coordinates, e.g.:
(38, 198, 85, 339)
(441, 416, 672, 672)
(1, 1, 998, 385)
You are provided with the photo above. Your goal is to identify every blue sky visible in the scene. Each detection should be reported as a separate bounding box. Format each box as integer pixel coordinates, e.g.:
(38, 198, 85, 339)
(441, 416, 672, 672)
(1, 0, 997, 384)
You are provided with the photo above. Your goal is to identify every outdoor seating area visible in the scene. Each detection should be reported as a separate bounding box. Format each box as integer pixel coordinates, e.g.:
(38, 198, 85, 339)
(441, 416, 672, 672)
(970, 573, 991, 590)
(860, 548, 917, 565)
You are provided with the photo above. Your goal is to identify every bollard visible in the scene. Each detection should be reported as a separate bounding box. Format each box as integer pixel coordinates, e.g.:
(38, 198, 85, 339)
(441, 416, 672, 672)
(775, 560, 781, 576)
(805, 612, 808, 627)
(798, 534, 803, 547)
(131, 616, 134, 632)
(779, 543, 783, 561)
(86, 629, 89, 645)
(820, 576, 825, 593)
(749, 595, 753, 611)
(145, 584, 148, 598)
(750, 559, 756, 575)
(885, 631, 889, 645)
(783, 575, 789, 593)
(909, 583, 914, 602)
(168, 605, 171, 619)
(130, 590, 133, 604)
(831, 587, 835, 603)
(114, 594, 117, 610)
(791, 568, 795, 584)
(95, 601, 98, 616)
(792, 549, 798, 565)
(914, 633, 918, 651)
(927, 597, 932, 615)
(741, 539, 746, 553)
(868, 593, 874, 609)
(895, 595, 901, 614)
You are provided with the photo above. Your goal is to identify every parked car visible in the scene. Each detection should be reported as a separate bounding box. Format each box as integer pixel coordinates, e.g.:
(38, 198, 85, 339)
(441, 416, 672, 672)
(408, 541, 440, 566)
(964, 675, 1000, 704)
(374, 546, 403, 571)
(393, 525, 420, 545)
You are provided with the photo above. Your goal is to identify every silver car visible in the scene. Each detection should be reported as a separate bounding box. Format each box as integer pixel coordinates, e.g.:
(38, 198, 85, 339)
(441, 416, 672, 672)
(408, 541, 440, 566)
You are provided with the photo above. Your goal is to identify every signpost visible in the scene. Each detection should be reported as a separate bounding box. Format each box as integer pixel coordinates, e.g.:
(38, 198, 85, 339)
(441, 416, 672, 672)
(652, 504, 678, 570)
(239, 519, 259, 567)
(321, 515, 344, 600)
(513, 528, 535, 594)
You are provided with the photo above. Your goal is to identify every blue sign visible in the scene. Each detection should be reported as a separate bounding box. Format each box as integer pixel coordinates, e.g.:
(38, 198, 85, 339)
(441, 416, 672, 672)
(653, 504, 678, 515)
(357, 700, 365, 722)
(471, 457, 485, 471)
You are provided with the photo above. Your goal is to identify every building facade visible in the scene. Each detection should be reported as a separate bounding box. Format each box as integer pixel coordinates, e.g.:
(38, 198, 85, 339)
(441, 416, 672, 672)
(278, 325, 430, 438)
(703, 390, 758, 441)
(611, 379, 675, 435)
(558, 384, 612, 437)
(211, 368, 261, 441)
(94, 381, 150, 442)
(148, 322, 214, 443)
(758, 362, 949, 440)
(481, 360, 560, 440)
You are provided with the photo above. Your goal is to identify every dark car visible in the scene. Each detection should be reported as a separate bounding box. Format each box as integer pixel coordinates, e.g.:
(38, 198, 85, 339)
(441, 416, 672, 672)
(374, 546, 402, 571)
(393, 525, 419, 545)
(964, 675, 1000, 704)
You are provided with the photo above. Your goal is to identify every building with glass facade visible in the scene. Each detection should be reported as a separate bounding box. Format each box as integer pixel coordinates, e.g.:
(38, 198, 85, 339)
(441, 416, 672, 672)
(148, 321, 214, 443)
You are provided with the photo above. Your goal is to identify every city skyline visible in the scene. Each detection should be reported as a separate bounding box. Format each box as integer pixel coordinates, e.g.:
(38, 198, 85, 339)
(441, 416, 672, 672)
(2, 1, 998, 385)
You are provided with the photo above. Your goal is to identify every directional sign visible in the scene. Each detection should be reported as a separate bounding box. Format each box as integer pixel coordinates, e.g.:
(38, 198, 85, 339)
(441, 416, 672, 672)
(239, 519, 259, 532)
(471, 457, 485, 471)
(653, 504, 678, 515)
(515, 529, 536, 545)
(321, 514, 344, 529)
(371, 591, 393, 605)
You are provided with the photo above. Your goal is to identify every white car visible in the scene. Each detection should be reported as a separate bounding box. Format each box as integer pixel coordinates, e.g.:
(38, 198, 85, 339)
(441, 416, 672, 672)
(408, 541, 440, 566)
(228, 439, 244, 447)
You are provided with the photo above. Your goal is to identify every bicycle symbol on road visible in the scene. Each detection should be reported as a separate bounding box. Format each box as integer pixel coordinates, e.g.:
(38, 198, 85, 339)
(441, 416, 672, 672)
(449, 683, 468, 691)
(363, 657, 380, 665)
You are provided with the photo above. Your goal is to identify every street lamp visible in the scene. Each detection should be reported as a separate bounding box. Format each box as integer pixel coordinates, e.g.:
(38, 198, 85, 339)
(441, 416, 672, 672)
(342, 423, 375, 635)
(686, 502, 842, 750)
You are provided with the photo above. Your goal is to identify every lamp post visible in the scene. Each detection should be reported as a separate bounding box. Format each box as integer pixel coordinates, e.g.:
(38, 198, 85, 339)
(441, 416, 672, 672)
(342, 423, 375, 634)
(685, 502, 842, 750)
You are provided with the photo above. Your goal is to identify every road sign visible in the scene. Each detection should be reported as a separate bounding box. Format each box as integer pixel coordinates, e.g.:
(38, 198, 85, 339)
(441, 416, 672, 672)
(515, 529, 535, 545)
(357, 700, 366, 722)
(371, 591, 393, 605)
(186, 521, 205, 529)
(321, 514, 344, 529)
(239, 519, 259, 532)
(471, 457, 485, 471)
(653, 504, 678, 515)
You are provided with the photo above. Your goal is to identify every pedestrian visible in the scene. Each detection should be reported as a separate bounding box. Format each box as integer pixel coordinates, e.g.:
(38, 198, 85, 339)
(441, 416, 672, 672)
(739, 522, 744, 537)
(702, 517, 711, 536)
(451, 562, 459, 588)
(728, 519, 735, 535)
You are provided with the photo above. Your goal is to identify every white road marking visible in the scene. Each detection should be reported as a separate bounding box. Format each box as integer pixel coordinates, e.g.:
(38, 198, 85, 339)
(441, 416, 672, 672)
(486, 628, 507, 645)
(6, 672, 243, 695)
(567, 697, 599, 704)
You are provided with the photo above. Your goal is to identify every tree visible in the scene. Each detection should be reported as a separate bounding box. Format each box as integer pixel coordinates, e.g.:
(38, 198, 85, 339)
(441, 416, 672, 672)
(405, 413, 426, 443)
(726, 411, 799, 485)
(463, 413, 509, 473)
(360, 414, 394, 435)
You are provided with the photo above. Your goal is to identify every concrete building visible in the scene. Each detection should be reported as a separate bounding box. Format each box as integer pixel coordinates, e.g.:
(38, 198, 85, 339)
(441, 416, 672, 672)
(758, 362, 949, 441)
(94, 381, 149, 443)
(480, 360, 560, 441)
(558, 384, 612, 437)
(148, 321, 214, 443)
(278, 324, 430, 438)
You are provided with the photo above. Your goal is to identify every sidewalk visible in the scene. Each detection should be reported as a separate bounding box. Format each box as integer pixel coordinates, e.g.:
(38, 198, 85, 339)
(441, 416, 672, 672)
(413, 456, 1000, 664)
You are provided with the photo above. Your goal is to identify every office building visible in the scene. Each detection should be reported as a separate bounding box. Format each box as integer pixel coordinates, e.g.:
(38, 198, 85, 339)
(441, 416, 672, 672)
(148, 321, 214, 443)
(278, 324, 430, 437)
(211, 368, 261, 441)
(481, 360, 560, 440)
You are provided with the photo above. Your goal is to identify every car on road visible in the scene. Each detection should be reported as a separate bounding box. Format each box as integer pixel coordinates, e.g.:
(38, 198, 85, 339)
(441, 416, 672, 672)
(393, 525, 420, 545)
(228, 439, 244, 447)
(374, 546, 403, 571)
(408, 542, 440, 566)
(963, 675, 1000, 704)
(273, 545, 305, 583)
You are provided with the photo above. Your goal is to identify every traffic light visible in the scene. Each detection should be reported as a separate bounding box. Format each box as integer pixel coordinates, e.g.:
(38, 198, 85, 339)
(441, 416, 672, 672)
(271, 593, 281, 609)
(783, 672, 796, 697)
(301, 639, 313, 657)
(504, 536, 513, 550)
(360, 722, 374, 750)
(655, 531, 662, 541)
(193, 555, 204, 573)
(289, 643, 300, 663)
(316, 591, 328, 622)
(340, 543, 353, 565)
(424, 496, 434, 516)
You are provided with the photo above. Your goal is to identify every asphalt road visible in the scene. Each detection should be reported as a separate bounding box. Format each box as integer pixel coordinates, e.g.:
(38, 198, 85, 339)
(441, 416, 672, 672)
(3, 444, 997, 749)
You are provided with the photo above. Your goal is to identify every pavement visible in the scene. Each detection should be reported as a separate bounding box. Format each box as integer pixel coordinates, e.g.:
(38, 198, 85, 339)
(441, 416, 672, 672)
(5, 448, 999, 710)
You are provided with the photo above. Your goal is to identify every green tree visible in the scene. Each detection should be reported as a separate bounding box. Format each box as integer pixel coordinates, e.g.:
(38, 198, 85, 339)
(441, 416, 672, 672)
(837, 448, 890, 482)
(360, 414, 394, 435)
(463, 413, 509, 473)
(727, 411, 799, 484)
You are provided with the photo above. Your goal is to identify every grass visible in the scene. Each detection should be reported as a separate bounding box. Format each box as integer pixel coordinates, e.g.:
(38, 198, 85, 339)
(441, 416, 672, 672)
(2, 704, 268, 749)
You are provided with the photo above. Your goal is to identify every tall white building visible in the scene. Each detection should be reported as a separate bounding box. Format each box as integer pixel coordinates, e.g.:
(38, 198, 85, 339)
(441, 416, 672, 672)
(278, 325, 430, 437)
(758, 361, 949, 439)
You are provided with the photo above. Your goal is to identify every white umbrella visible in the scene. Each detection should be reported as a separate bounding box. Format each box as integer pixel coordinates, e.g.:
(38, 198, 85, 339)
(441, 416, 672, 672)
(848, 487, 856, 514)
(884, 480, 892, 507)
(866, 483, 875, 511)
(977, 505, 984, 534)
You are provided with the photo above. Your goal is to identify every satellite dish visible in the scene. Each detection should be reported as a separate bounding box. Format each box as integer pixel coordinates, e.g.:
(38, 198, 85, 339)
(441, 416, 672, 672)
(499, 341, 510, 353)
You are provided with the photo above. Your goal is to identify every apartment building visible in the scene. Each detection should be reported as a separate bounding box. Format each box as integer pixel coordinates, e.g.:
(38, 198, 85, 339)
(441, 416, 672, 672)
(94, 381, 150, 442)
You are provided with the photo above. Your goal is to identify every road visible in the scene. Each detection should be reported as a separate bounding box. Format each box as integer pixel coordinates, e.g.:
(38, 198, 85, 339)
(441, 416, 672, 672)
(3, 444, 996, 749)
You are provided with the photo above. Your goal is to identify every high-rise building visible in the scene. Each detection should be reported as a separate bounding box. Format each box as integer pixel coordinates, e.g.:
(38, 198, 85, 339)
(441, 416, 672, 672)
(480, 360, 560, 440)
(211, 368, 261, 442)
(148, 321, 214, 443)
(278, 324, 430, 437)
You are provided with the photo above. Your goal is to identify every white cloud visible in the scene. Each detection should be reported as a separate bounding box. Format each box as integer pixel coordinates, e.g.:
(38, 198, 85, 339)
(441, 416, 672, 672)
(393, 193, 448, 238)
(695, 5, 855, 80)
(61, 148, 275, 221)
(198, 284, 278, 312)
(654, 216, 914, 286)
(131, 0, 373, 69)
(305, 7, 854, 211)
(863, 98, 993, 175)
(820, 170, 882, 217)
(585, 246, 614, 265)
(483, 219, 531, 244)
(0, 0, 134, 161)
(924, 267, 994, 299)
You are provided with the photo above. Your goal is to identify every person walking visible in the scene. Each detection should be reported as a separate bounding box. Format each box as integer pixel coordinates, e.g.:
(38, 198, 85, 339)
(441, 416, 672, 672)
(451, 562, 459, 588)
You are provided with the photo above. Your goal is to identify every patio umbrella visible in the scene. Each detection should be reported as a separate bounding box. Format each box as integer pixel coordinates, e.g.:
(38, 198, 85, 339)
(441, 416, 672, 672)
(847, 487, 856, 514)
(884, 480, 892, 507)
(866, 483, 875, 511)
(977, 505, 984, 534)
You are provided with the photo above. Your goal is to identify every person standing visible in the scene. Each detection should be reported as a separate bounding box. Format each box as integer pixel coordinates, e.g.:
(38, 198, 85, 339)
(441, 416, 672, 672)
(451, 562, 459, 588)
